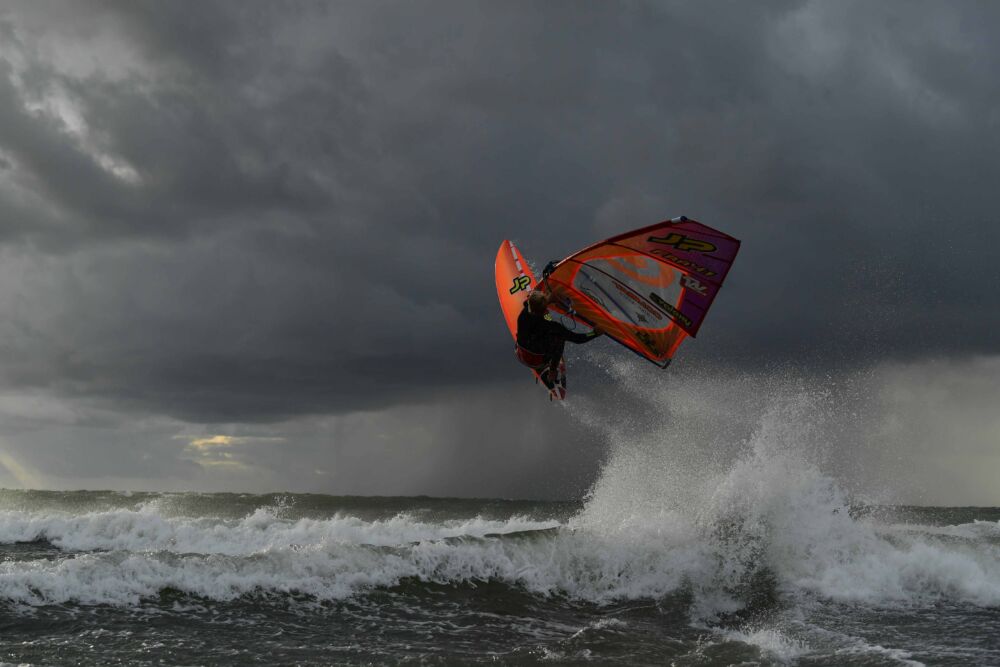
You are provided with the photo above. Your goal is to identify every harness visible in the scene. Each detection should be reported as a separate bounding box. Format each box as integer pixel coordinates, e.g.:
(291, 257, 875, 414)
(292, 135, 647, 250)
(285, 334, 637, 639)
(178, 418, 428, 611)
(515, 344, 547, 370)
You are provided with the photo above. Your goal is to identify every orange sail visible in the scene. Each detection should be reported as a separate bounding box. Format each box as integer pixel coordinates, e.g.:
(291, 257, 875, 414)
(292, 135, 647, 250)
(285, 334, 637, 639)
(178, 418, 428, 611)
(542, 217, 740, 368)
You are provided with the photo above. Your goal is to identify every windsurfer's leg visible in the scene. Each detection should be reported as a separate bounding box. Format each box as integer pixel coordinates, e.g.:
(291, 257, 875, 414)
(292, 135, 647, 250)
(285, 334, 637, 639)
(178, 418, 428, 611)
(544, 339, 566, 384)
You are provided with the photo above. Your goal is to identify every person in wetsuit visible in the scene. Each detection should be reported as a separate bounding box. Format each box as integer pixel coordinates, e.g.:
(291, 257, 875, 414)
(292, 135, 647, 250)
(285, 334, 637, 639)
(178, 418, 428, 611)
(516, 289, 600, 388)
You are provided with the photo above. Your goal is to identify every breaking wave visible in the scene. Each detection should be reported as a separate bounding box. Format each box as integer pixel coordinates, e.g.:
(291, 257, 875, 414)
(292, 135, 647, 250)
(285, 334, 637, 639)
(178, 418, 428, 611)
(0, 469, 998, 610)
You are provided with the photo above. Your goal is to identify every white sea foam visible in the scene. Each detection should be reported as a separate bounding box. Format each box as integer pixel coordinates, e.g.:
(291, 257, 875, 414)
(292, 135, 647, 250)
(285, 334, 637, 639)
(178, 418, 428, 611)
(832, 638, 925, 666)
(722, 627, 809, 663)
(0, 519, 694, 606)
(0, 480, 997, 610)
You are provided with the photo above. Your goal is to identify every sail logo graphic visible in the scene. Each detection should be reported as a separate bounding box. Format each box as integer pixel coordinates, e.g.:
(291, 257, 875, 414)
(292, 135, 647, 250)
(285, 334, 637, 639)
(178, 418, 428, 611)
(648, 292, 693, 328)
(680, 275, 708, 295)
(612, 280, 664, 322)
(509, 275, 531, 294)
(646, 248, 718, 277)
(647, 233, 717, 254)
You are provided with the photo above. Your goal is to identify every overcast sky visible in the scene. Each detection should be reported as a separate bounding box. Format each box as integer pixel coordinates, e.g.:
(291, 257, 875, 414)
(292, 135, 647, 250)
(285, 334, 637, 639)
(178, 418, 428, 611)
(0, 1, 998, 503)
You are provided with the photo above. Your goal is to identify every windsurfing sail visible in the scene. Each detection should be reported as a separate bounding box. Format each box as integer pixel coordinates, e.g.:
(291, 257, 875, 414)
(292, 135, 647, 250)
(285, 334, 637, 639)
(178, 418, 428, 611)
(542, 216, 740, 368)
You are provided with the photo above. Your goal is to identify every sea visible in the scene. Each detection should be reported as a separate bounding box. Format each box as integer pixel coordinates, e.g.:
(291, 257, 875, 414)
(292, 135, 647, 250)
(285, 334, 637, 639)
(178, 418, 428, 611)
(0, 488, 997, 666)
(1, 364, 998, 665)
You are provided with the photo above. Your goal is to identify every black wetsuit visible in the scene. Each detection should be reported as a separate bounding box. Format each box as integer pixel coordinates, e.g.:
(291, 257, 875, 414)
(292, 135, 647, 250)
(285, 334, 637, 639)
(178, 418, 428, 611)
(516, 303, 596, 369)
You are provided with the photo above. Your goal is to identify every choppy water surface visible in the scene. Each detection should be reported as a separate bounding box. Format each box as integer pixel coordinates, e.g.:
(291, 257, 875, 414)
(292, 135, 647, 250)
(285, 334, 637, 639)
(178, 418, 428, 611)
(0, 488, 998, 666)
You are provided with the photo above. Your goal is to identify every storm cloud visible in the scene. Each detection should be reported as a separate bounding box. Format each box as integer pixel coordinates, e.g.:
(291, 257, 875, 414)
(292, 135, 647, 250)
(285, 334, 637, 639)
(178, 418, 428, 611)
(0, 1, 998, 500)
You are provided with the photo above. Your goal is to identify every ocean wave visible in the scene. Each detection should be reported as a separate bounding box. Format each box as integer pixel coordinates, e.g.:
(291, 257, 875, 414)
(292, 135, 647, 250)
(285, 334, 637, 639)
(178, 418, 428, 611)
(0, 506, 559, 555)
(0, 496, 998, 610)
(880, 519, 1000, 542)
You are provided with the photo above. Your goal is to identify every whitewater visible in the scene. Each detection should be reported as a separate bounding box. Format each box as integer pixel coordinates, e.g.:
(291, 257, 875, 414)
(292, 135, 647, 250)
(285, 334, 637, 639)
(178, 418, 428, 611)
(0, 361, 998, 664)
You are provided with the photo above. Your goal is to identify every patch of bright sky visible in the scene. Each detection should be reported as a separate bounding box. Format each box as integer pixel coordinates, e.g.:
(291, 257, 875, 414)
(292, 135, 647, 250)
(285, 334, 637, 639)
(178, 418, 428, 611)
(179, 435, 287, 472)
(182, 435, 288, 451)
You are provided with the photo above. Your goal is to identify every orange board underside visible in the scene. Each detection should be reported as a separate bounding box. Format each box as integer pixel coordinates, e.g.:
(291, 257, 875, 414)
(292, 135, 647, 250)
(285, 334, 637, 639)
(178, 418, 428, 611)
(494, 240, 537, 340)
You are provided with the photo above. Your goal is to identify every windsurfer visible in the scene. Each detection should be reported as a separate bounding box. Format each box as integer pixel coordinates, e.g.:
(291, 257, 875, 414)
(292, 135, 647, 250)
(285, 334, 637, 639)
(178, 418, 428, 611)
(515, 289, 600, 388)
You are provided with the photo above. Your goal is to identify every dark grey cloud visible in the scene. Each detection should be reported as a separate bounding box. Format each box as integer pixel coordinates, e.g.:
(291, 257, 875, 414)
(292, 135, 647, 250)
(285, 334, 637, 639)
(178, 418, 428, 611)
(0, 1, 999, 497)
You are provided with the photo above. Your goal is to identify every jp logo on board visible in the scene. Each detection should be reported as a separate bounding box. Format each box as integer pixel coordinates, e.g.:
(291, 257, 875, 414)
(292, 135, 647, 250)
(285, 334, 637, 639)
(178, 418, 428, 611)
(509, 275, 531, 294)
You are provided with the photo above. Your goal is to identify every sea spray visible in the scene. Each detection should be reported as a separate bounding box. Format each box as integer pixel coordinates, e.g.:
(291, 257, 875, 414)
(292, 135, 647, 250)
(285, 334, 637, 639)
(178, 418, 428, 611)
(568, 356, 1000, 615)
